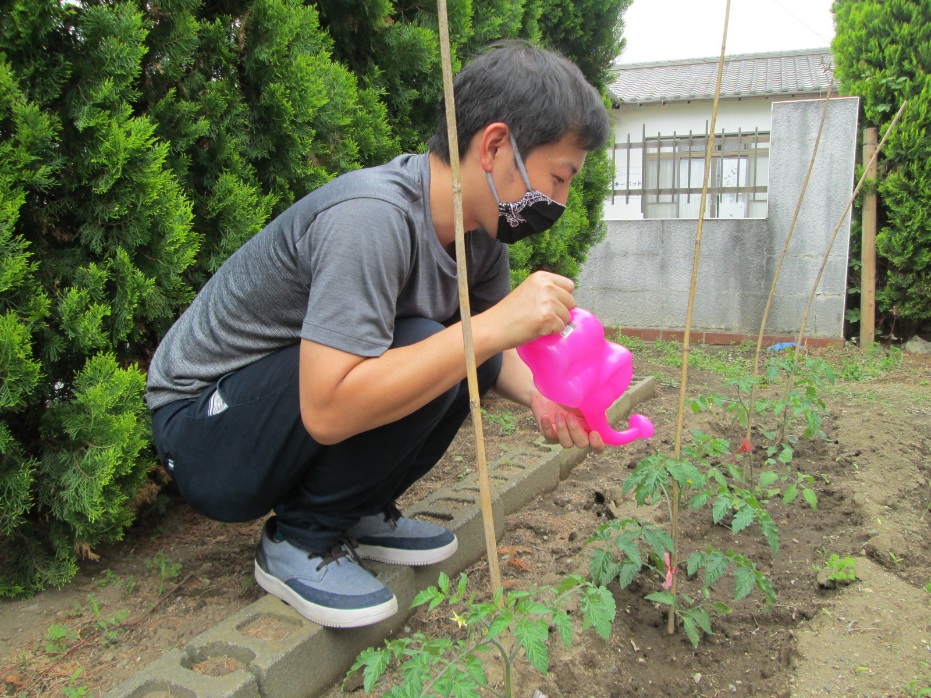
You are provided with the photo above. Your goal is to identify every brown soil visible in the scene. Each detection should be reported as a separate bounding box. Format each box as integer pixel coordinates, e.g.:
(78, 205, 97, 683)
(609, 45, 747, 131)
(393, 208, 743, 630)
(2, 343, 930, 698)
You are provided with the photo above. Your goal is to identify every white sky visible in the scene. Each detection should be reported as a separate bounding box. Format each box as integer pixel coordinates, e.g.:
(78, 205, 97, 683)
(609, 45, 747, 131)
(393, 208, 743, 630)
(617, 0, 836, 64)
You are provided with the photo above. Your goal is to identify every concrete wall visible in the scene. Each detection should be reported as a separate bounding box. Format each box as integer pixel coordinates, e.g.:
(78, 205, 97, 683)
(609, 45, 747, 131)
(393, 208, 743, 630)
(579, 96, 860, 340)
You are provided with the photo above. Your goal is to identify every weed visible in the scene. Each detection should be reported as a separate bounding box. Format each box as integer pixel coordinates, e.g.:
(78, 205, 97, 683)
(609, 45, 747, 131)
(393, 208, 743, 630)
(61, 666, 89, 697)
(833, 343, 902, 381)
(648, 340, 685, 367)
(481, 408, 520, 436)
(94, 569, 118, 587)
(813, 553, 857, 582)
(146, 551, 182, 595)
(903, 661, 931, 697)
(613, 332, 645, 354)
(45, 624, 77, 654)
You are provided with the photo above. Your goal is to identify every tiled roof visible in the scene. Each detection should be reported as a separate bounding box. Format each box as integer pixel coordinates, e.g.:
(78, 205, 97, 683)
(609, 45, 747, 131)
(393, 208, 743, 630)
(609, 48, 834, 105)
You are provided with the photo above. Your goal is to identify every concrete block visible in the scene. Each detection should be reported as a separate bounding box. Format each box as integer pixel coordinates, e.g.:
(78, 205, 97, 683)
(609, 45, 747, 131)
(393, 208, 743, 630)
(108, 648, 261, 698)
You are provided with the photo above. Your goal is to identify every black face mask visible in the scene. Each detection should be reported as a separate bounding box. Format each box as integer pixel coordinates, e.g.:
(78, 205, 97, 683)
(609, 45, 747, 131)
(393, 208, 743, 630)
(486, 134, 566, 244)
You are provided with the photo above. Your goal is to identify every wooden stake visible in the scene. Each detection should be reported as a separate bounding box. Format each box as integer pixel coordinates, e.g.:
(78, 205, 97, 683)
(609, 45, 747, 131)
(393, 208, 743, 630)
(435, 0, 502, 594)
(860, 127, 878, 347)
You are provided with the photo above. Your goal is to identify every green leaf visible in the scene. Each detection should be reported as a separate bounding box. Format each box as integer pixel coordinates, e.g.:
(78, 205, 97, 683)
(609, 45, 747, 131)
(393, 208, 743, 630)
(731, 505, 755, 534)
(759, 514, 780, 555)
(645, 591, 676, 606)
(515, 618, 550, 674)
(686, 550, 705, 576)
(712, 496, 731, 524)
(692, 608, 713, 635)
(552, 609, 573, 648)
(802, 487, 819, 510)
(455, 573, 469, 600)
(682, 616, 700, 647)
(703, 550, 728, 587)
(589, 547, 619, 586)
(642, 526, 674, 558)
(554, 575, 584, 594)
(618, 559, 641, 589)
(758, 471, 779, 488)
(615, 534, 643, 567)
(734, 567, 755, 601)
(666, 460, 703, 489)
(485, 610, 513, 640)
(782, 484, 798, 504)
(347, 647, 391, 694)
(581, 586, 616, 639)
(411, 586, 441, 609)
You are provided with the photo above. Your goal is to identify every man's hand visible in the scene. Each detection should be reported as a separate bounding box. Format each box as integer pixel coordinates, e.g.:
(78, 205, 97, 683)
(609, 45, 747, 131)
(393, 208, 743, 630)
(479, 271, 576, 350)
(531, 392, 606, 452)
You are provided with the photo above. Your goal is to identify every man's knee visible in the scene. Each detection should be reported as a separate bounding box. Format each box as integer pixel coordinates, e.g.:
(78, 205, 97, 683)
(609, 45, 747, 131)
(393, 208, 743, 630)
(477, 352, 503, 395)
(391, 317, 445, 348)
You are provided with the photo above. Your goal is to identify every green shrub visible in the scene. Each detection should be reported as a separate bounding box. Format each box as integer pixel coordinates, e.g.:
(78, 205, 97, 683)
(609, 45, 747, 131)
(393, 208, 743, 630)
(833, 0, 931, 335)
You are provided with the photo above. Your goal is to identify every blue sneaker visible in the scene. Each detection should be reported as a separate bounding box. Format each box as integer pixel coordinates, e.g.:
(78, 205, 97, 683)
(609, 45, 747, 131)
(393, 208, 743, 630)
(254, 518, 397, 628)
(347, 503, 458, 566)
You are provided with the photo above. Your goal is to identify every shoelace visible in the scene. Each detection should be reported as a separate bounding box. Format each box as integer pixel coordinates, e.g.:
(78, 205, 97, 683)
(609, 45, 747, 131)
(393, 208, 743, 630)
(313, 537, 364, 572)
(383, 501, 403, 527)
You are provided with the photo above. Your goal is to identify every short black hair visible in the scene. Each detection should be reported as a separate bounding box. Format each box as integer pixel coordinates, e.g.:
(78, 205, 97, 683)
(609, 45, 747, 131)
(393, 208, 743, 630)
(427, 40, 610, 163)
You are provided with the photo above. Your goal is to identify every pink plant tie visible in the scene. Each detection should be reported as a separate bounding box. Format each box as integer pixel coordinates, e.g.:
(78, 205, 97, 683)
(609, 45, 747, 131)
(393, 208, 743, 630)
(663, 551, 677, 590)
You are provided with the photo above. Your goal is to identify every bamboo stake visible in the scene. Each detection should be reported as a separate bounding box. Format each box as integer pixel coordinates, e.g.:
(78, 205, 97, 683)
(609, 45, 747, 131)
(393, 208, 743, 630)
(667, 0, 731, 635)
(435, 0, 502, 594)
(743, 78, 835, 482)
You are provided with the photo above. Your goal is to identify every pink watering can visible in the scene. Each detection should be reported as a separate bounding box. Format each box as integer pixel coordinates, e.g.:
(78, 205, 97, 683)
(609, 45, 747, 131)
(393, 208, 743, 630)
(517, 308, 654, 446)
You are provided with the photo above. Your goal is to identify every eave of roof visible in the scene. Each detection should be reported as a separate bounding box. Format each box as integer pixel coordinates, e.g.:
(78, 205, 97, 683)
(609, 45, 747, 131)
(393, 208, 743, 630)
(609, 48, 835, 106)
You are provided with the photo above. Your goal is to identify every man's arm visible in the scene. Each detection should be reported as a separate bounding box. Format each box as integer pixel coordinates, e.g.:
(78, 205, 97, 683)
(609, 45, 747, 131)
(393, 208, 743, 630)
(299, 271, 576, 445)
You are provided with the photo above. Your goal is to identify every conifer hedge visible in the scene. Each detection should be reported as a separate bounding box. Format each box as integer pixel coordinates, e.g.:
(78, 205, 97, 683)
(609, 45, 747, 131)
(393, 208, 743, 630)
(832, 0, 931, 335)
(0, 0, 628, 596)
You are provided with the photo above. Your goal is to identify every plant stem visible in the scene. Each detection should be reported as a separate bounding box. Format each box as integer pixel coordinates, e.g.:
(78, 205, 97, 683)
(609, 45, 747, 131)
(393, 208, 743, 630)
(489, 637, 513, 698)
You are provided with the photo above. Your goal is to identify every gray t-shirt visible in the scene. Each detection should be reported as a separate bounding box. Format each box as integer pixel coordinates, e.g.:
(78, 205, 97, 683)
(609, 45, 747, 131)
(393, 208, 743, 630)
(145, 153, 510, 410)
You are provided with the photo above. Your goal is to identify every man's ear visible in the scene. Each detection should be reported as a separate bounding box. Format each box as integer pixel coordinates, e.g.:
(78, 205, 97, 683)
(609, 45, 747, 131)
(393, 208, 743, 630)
(477, 122, 512, 173)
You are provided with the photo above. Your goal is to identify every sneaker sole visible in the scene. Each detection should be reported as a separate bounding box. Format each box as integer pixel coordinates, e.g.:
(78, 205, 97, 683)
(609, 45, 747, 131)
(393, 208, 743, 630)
(253, 561, 398, 629)
(354, 537, 458, 566)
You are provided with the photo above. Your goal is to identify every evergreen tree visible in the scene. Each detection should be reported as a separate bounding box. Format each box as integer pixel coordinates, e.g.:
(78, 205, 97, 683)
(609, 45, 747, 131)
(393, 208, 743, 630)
(832, 0, 931, 334)
(0, 0, 397, 596)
